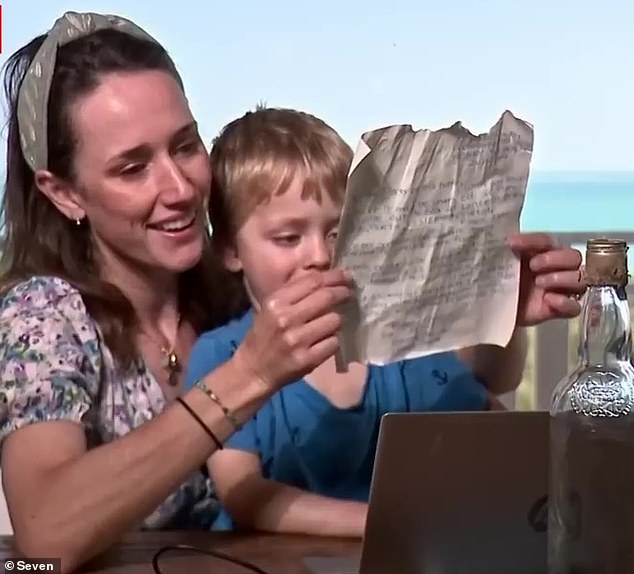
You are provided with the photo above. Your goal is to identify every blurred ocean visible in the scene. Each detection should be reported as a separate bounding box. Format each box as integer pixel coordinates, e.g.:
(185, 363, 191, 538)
(521, 171, 634, 233)
(521, 171, 634, 265)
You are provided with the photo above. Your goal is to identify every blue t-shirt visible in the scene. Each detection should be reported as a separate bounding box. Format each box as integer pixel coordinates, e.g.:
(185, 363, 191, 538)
(184, 310, 488, 528)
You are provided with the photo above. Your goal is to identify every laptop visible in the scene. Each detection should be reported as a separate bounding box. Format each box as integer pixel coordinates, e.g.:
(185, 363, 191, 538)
(304, 410, 550, 574)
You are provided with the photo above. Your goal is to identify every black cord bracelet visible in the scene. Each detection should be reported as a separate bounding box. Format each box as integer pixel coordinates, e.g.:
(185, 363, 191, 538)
(175, 396, 223, 450)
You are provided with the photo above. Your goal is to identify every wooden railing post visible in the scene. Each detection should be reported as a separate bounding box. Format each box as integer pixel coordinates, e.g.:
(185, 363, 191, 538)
(534, 319, 570, 410)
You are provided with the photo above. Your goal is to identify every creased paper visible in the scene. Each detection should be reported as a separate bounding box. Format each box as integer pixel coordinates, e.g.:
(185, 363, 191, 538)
(332, 110, 533, 368)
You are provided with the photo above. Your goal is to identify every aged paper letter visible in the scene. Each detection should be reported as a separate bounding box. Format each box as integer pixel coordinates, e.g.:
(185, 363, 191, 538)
(332, 110, 533, 368)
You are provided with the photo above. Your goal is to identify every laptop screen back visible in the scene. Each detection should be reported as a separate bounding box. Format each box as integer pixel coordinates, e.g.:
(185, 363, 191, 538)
(358, 411, 549, 574)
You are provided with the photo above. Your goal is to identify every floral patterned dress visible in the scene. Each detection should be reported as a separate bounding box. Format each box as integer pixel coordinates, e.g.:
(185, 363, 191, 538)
(0, 275, 219, 529)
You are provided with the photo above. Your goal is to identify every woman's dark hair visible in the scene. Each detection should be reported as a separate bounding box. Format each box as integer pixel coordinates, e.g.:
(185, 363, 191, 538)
(0, 29, 248, 368)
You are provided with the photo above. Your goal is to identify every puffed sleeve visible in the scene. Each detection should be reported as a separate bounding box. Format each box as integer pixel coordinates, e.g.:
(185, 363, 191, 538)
(0, 276, 102, 443)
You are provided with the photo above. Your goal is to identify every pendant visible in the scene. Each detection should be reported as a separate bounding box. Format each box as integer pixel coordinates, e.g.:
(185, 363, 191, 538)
(166, 351, 179, 370)
(162, 351, 180, 386)
(167, 368, 179, 387)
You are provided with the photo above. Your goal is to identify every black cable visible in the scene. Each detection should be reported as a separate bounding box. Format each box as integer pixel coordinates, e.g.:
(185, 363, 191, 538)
(152, 543, 273, 574)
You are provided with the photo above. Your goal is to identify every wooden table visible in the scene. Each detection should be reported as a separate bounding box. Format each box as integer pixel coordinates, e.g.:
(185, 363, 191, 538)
(0, 532, 361, 574)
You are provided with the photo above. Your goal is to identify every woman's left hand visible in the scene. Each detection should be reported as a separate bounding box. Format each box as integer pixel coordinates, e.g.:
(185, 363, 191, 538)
(510, 232, 585, 327)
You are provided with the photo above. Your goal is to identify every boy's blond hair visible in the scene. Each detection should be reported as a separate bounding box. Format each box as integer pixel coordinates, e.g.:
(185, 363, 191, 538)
(209, 106, 353, 238)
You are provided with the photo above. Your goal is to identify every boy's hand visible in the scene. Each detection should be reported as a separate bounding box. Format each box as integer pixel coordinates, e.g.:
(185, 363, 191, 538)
(510, 232, 585, 326)
(234, 269, 353, 390)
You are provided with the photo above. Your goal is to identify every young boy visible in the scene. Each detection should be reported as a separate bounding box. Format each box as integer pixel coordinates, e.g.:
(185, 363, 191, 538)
(185, 107, 583, 537)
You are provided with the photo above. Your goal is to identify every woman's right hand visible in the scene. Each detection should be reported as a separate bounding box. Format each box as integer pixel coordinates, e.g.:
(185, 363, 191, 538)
(233, 268, 353, 390)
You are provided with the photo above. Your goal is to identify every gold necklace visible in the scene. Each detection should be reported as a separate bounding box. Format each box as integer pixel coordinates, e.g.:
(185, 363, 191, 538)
(144, 314, 182, 387)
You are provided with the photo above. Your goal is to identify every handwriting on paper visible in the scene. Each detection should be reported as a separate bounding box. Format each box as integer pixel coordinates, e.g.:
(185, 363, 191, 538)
(332, 110, 533, 368)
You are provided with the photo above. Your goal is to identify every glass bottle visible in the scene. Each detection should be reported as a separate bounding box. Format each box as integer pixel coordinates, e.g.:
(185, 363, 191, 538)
(548, 238, 634, 573)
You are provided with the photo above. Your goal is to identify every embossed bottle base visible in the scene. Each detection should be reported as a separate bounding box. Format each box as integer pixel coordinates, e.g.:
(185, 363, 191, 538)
(549, 412, 634, 574)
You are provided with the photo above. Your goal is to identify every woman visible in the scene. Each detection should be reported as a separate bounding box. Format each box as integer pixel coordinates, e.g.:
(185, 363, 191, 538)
(0, 11, 352, 573)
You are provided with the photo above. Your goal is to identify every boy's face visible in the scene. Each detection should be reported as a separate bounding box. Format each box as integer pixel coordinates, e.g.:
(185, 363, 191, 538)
(224, 174, 342, 307)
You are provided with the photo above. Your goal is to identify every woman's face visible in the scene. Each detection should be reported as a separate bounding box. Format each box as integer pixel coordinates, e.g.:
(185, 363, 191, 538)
(64, 69, 211, 278)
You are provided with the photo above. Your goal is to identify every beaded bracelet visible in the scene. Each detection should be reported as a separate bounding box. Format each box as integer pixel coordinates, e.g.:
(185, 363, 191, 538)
(175, 396, 223, 450)
(194, 379, 243, 431)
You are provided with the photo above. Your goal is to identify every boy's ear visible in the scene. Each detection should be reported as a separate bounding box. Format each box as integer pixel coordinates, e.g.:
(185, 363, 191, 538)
(213, 233, 243, 273)
(34, 170, 85, 221)
(223, 244, 243, 273)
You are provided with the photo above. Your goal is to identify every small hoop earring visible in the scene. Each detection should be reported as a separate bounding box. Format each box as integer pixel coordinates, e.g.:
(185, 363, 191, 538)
(204, 211, 213, 237)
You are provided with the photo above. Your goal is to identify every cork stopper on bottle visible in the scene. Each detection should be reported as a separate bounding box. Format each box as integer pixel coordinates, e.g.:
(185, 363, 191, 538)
(584, 238, 629, 287)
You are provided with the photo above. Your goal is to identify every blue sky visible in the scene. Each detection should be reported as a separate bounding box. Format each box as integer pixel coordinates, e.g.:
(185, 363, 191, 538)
(2, 0, 633, 171)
